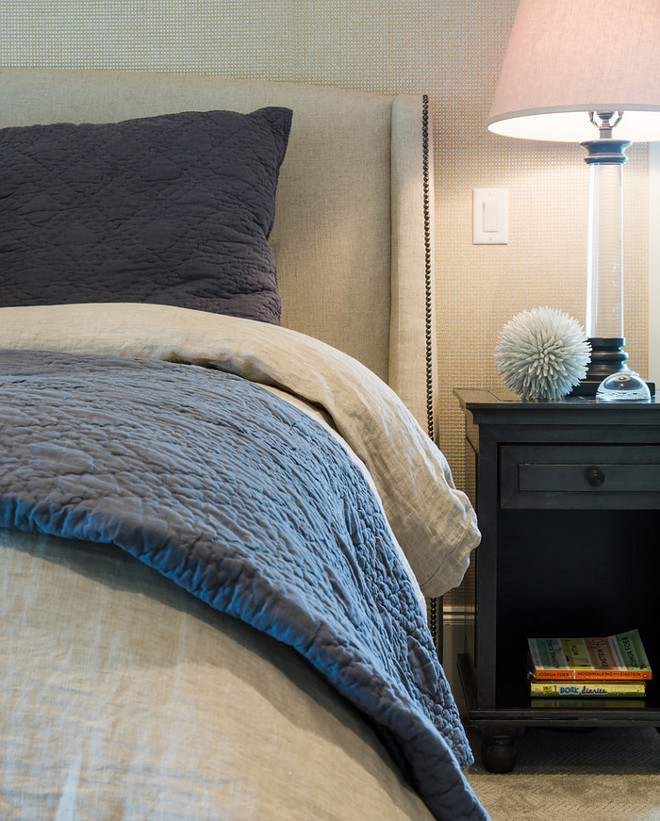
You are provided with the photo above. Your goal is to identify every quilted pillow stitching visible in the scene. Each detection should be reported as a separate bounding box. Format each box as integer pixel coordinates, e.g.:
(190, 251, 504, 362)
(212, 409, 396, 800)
(0, 107, 293, 324)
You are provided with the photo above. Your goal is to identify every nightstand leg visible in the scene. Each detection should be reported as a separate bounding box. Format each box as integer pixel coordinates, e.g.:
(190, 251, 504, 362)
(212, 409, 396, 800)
(481, 733, 517, 773)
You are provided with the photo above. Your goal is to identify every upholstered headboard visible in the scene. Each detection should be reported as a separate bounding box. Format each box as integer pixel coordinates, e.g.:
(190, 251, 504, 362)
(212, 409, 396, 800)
(0, 68, 436, 430)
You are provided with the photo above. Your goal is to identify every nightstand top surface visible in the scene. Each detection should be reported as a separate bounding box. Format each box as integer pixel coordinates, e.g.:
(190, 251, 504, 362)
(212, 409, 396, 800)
(454, 387, 658, 407)
(454, 387, 660, 427)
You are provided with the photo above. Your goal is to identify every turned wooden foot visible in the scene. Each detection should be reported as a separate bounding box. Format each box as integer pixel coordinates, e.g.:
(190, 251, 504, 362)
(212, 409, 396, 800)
(481, 734, 517, 773)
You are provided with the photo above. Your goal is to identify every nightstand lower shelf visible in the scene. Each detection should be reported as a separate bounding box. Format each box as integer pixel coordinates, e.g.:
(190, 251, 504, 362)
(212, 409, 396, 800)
(458, 653, 660, 772)
(458, 653, 660, 727)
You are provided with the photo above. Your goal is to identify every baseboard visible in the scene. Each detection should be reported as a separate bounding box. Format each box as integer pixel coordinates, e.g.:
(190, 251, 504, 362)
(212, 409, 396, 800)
(442, 607, 474, 699)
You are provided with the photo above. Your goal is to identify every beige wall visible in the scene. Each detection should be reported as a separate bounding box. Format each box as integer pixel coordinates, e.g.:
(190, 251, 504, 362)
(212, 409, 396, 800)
(0, 0, 649, 490)
(650, 143, 660, 386)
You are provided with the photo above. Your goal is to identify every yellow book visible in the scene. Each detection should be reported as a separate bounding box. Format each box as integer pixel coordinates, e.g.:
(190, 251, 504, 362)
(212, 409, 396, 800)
(529, 679, 646, 697)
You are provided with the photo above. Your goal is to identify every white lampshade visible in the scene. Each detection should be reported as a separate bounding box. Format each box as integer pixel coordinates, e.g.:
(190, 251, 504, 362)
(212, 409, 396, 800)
(488, 0, 660, 143)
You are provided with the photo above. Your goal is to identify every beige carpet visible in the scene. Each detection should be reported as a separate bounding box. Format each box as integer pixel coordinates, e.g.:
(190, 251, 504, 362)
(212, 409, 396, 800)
(465, 726, 660, 821)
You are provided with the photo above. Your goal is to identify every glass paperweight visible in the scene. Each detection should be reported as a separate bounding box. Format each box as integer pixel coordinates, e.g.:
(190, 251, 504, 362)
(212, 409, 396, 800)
(596, 370, 651, 401)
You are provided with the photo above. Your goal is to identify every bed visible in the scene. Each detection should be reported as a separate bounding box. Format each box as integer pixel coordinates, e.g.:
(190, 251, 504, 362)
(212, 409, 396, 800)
(0, 68, 486, 821)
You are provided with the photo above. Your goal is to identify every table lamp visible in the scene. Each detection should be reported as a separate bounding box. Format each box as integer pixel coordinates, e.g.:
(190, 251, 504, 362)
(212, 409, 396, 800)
(487, 0, 660, 397)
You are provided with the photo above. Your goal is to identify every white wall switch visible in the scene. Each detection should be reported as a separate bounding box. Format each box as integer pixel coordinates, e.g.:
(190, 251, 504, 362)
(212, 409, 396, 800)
(473, 188, 508, 244)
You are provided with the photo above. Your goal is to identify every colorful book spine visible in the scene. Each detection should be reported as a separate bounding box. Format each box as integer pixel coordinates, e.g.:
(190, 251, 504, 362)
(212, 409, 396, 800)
(529, 679, 646, 697)
(527, 629, 652, 680)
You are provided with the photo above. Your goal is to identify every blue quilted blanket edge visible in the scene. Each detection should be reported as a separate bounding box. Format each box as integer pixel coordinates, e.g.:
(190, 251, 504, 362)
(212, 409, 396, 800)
(0, 349, 488, 821)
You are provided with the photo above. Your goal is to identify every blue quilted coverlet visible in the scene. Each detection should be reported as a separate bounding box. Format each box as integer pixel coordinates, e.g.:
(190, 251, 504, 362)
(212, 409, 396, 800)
(0, 349, 487, 821)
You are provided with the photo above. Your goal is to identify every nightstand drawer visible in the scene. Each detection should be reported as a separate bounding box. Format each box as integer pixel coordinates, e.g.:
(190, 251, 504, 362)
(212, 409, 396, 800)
(500, 445, 660, 509)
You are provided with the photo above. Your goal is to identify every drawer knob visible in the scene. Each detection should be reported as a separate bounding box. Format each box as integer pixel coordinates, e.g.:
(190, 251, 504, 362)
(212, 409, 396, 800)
(587, 468, 605, 487)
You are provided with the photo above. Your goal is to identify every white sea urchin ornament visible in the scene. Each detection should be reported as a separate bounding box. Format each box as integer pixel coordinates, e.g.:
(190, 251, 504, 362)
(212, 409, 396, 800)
(495, 307, 590, 400)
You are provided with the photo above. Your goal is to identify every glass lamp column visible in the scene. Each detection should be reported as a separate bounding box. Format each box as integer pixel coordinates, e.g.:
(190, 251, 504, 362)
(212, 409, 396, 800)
(571, 113, 630, 395)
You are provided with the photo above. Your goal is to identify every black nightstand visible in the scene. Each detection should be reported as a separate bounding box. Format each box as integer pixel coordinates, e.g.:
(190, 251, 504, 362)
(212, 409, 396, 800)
(454, 388, 660, 773)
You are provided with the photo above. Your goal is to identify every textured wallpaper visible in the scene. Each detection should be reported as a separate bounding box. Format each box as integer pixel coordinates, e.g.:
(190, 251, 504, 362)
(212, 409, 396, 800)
(0, 0, 649, 500)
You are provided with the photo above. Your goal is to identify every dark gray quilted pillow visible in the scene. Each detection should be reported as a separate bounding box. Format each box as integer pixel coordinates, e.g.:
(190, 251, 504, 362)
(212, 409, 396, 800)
(0, 107, 292, 324)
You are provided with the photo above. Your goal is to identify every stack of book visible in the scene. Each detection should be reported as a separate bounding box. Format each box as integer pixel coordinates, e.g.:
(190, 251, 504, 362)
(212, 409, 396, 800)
(527, 629, 651, 707)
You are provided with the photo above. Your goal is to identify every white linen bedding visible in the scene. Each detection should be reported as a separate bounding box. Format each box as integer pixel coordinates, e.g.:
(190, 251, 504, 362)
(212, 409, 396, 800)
(0, 301, 480, 598)
(0, 528, 435, 821)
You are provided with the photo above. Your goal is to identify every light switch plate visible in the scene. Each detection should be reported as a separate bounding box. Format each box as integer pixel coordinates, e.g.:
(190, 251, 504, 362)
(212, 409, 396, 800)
(473, 188, 508, 244)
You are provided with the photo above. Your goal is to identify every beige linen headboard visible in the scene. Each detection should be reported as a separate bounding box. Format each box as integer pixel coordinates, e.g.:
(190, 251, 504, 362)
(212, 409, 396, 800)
(0, 68, 436, 431)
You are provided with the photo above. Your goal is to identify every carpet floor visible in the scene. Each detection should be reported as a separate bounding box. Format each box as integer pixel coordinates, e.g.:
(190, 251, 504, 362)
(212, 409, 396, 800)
(465, 726, 660, 821)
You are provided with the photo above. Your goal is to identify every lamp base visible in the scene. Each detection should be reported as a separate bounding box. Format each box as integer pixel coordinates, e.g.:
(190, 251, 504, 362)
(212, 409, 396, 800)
(573, 336, 628, 396)
(569, 337, 655, 396)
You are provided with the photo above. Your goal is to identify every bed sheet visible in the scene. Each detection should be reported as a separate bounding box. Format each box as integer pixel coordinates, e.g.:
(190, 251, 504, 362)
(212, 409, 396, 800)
(0, 528, 435, 821)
